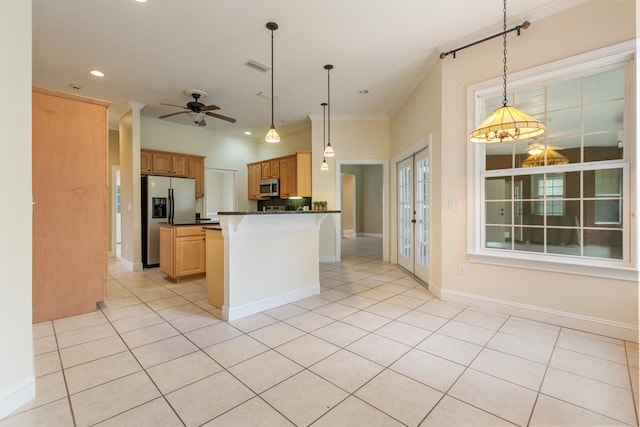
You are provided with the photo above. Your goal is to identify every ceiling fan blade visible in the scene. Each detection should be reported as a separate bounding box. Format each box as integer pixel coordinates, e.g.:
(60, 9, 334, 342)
(158, 111, 187, 119)
(202, 104, 220, 111)
(205, 111, 237, 123)
(160, 103, 188, 109)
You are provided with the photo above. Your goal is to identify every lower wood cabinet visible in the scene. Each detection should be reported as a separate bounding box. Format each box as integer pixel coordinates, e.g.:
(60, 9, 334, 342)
(159, 225, 206, 281)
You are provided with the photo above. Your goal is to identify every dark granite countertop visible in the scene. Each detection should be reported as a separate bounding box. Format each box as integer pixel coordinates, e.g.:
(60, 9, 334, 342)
(160, 221, 220, 227)
(218, 210, 340, 215)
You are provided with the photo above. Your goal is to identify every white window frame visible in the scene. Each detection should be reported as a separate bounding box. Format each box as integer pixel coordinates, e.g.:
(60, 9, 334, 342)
(466, 40, 637, 281)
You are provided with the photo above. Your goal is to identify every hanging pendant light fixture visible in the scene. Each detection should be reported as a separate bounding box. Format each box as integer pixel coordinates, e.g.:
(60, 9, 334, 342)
(469, 0, 546, 143)
(265, 22, 280, 143)
(323, 64, 335, 157)
(320, 102, 329, 171)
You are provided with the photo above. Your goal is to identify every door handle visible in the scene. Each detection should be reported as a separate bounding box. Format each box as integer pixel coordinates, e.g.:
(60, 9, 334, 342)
(411, 219, 416, 223)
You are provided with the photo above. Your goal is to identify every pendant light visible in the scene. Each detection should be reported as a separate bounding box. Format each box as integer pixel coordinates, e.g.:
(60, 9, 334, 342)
(323, 64, 335, 157)
(265, 22, 280, 143)
(469, 0, 546, 143)
(320, 102, 329, 171)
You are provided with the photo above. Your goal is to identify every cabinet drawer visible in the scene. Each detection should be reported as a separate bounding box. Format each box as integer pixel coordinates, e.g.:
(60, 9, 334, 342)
(176, 226, 205, 237)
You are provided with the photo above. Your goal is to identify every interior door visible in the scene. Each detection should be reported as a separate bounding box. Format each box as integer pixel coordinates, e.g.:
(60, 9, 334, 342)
(397, 148, 430, 284)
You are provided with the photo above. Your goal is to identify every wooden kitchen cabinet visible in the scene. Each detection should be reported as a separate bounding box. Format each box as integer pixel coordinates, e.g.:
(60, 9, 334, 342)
(248, 162, 265, 200)
(151, 151, 188, 177)
(261, 160, 280, 179)
(160, 225, 206, 281)
(141, 150, 153, 174)
(32, 87, 109, 322)
(188, 155, 205, 198)
(247, 151, 311, 200)
(279, 151, 312, 198)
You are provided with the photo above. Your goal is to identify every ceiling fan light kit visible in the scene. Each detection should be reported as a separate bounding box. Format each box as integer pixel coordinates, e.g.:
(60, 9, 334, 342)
(265, 21, 280, 143)
(158, 89, 236, 126)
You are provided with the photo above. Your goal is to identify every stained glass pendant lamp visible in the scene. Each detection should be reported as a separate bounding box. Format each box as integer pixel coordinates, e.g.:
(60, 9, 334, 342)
(469, 0, 546, 143)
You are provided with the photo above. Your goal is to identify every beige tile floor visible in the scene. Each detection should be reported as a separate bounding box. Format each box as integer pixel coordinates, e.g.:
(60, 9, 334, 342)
(3, 237, 639, 426)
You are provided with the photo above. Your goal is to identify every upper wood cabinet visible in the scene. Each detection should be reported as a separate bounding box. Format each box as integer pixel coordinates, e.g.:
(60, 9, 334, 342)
(142, 149, 205, 199)
(141, 150, 153, 174)
(188, 155, 205, 199)
(247, 150, 311, 200)
(261, 160, 280, 179)
(248, 162, 264, 200)
(32, 87, 109, 322)
(151, 152, 188, 177)
(279, 151, 311, 198)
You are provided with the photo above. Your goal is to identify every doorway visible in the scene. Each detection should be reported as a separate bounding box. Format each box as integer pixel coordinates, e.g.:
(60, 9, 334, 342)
(111, 166, 121, 258)
(337, 161, 388, 262)
(396, 147, 430, 284)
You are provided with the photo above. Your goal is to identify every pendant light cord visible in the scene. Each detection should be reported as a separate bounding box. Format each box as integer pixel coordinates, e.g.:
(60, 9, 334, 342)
(327, 67, 331, 145)
(271, 27, 275, 126)
(502, 0, 508, 107)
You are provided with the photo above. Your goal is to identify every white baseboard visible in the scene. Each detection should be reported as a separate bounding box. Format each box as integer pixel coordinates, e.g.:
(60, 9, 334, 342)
(440, 289, 639, 342)
(223, 284, 320, 321)
(0, 376, 35, 420)
(358, 232, 383, 238)
(343, 229, 355, 238)
(320, 256, 339, 263)
(117, 257, 143, 271)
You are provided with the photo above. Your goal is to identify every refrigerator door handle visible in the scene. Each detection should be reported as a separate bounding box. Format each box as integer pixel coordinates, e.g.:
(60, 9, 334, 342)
(168, 188, 173, 224)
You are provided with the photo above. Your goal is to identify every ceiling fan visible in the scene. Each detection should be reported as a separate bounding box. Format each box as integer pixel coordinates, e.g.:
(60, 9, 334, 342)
(159, 89, 236, 126)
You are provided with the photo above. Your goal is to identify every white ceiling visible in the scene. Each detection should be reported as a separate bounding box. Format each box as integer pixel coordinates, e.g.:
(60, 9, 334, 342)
(32, 0, 585, 137)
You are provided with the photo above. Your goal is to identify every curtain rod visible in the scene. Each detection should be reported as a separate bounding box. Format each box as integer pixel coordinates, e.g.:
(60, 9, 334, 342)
(439, 21, 530, 60)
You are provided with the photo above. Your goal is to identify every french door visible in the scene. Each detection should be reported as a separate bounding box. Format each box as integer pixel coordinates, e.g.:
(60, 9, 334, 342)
(397, 148, 430, 284)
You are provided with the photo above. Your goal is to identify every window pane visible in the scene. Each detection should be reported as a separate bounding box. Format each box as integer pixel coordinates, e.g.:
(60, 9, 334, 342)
(583, 229, 623, 260)
(584, 68, 624, 104)
(519, 227, 545, 248)
(547, 236, 581, 256)
(548, 78, 580, 111)
(485, 176, 512, 200)
(584, 100, 624, 134)
(584, 132, 623, 161)
(546, 226, 580, 246)
(485, 226, 512, 249)
(486, 144, 514, 171)
(486, 201, 511, 224)
(546, 108, 581, 138)
(585, 199, 622, 226)
(515, 87, 546, 115)
(584, 168, 623, 198)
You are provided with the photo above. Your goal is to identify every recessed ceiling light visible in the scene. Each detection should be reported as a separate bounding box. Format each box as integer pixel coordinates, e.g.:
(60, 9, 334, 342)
(244, 131, 252, 135)
(90, 70, 105, 77)
(135, 0, 147, 3)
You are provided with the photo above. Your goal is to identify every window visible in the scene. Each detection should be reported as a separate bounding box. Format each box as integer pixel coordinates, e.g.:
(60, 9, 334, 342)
(469, 42, 635, 273)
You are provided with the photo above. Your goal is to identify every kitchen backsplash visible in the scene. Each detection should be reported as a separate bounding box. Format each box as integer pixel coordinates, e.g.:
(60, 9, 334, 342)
(258, 197, 311, 211)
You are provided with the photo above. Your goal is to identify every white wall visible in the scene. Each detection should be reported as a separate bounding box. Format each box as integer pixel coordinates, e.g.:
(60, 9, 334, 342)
(0, 0, 35, 418)
(311, 116, 390, 260)
(391, 0, 637, 339)
(141, 117, 258, 212)
(258, 123, 311, 160)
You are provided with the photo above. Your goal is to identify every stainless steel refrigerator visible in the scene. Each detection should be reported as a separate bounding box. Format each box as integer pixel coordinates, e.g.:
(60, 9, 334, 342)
(142, 175, 196, 267)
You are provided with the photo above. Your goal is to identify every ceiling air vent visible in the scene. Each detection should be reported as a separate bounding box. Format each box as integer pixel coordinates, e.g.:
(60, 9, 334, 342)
(245, 59, 271, 73)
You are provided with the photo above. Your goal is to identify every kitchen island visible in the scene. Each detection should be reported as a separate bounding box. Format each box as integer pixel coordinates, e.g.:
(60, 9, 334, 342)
(204, 210, 339, 321)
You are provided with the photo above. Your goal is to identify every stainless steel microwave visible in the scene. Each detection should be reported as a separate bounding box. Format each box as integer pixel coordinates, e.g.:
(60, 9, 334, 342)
(259, 178, 279, 197)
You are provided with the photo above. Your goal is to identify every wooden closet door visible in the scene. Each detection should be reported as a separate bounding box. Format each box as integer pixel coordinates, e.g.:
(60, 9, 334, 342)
(32, 87, 109, 323)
